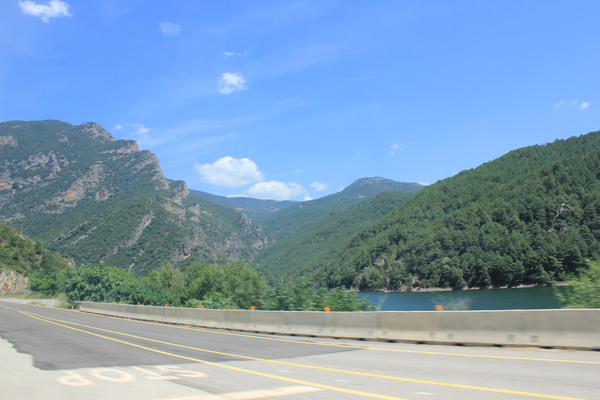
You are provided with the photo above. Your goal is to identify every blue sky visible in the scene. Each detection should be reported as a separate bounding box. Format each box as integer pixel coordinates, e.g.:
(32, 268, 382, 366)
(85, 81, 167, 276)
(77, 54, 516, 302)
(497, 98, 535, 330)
(1, 1, 598, 200)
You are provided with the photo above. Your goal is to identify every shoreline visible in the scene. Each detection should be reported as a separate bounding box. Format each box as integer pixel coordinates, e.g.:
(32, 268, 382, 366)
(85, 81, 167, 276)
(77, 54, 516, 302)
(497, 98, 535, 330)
(362, 282, 569, 294)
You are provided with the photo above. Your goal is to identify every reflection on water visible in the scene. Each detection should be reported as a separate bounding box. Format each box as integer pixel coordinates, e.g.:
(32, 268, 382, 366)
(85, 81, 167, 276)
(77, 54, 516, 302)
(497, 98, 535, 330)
(358, 286, 567, 311)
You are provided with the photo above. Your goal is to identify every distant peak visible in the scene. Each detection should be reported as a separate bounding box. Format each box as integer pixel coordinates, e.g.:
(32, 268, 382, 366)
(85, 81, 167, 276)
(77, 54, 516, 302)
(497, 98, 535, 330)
(351, 177, 395, 185)
(343, 177, 425, 194)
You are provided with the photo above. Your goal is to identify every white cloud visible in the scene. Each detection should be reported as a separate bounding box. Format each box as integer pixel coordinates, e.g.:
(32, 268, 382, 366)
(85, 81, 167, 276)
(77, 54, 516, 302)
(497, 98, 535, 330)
(223, 51, 248, 57)
(194, 156, 263, 187)
(389, 143, 404, 157)
(554, 99, 590, 110)
(159, 22, 181, 37)
(218, 72, 247, 95)
(112, 123, 153, 147)
(131, 123, 149, 136)
(246, 181, 306, 200)
(310, 182, 328, 191)
(19, 0, 71, 23)
(114, 122, 149, 136)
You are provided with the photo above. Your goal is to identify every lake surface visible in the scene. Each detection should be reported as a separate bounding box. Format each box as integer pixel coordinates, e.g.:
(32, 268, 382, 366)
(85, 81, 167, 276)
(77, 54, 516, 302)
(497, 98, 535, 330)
(357, 286, 567, 311)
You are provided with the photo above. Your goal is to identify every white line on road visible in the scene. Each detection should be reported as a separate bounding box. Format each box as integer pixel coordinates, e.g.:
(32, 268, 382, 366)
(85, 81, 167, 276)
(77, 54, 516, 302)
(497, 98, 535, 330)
(161, 385, 322, 400)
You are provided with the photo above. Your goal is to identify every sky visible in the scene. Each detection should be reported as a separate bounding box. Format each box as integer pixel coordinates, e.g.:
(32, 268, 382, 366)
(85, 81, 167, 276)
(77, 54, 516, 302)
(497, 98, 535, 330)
(1, 1, 599, 201)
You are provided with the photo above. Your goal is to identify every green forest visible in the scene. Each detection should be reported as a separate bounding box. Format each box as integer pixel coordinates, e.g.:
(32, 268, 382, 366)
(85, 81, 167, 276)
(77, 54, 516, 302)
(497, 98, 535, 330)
(303, 131, 599, 290)
(256, 191, 417, 282)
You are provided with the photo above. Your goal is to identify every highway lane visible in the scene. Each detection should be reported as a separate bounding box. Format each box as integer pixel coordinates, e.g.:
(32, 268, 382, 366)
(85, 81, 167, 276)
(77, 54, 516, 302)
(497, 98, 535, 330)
(0, 302, 599, 400)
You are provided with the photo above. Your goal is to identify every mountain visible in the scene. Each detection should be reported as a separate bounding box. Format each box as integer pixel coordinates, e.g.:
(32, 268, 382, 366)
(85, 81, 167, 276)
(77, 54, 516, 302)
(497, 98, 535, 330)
(258, 177, 424, 240)
(256, 191, 417, 282)
(306, 131, 600, 290)
(189, 189, 296, 222)
(0, 120, 268, 274)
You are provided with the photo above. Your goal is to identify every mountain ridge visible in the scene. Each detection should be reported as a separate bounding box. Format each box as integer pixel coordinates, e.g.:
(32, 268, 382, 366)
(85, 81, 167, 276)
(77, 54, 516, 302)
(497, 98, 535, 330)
(189, 189, 297, 222)
(258, 177, 424, 240)
(0, 120, 268, 273)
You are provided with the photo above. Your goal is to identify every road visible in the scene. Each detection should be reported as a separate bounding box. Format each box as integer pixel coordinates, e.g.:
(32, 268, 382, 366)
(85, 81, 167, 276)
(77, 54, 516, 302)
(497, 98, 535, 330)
(0, 301, 598, 400)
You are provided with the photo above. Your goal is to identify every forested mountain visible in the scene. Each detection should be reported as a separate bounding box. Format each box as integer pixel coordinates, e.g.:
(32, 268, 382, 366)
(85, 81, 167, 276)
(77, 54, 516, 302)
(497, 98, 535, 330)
(293, 131, 600, 290)
(259, 178, 424, 240)
(0, 120, 268, 274)
(256, 191, 416, 282)
(189, 189, 296, 222)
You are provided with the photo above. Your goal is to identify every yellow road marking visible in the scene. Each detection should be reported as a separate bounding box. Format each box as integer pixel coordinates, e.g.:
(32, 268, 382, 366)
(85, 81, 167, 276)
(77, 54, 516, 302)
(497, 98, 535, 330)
(9, 307, 588, 400)
(11, 308, 407, 400)
(67, 305, 600, 366)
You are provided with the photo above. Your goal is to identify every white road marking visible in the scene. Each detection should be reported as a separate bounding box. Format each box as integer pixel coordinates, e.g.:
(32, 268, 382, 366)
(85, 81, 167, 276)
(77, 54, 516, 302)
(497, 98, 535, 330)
(162, 385, 322, 400)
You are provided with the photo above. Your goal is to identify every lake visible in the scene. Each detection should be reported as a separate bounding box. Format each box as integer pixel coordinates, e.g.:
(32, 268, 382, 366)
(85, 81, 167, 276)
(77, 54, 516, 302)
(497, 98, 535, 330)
(357, 286, 567, 311)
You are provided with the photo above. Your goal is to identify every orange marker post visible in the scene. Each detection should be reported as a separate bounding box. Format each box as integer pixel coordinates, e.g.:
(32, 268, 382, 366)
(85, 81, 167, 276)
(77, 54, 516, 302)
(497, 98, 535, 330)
(324, 306, 331, 312)
(435, 304, 444, 311)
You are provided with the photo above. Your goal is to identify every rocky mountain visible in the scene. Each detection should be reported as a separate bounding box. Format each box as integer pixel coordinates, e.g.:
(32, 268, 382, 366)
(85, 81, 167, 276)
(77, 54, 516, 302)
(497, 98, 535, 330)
(258, 177, 424, 240)
(0, 120, 268, 274)
(189, 189, 296, 222)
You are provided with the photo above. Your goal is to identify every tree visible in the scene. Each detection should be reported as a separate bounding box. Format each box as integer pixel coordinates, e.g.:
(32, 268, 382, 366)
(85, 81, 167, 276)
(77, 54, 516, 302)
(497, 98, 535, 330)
(260, 278, 374, 311)
(63, 262, 132, 302)
(107, 281, 180, 306)
(146, 262, 185, 298)
(184, 261, 267, 309)
(557, 261, 600, 308)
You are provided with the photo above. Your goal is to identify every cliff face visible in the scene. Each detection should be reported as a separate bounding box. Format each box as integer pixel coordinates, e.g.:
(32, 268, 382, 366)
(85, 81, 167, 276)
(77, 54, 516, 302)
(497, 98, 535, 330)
(0, 120, 268, 273)
(0, 268, 29, 294)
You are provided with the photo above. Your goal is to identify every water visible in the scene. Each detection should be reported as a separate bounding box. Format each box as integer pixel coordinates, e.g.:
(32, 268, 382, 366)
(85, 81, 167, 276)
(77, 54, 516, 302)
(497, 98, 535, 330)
(357, 286, 567, 311)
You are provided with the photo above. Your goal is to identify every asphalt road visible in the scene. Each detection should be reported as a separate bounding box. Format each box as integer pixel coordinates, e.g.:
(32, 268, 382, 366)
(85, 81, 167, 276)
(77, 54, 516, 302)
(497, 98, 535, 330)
(1, 301, 599, 400)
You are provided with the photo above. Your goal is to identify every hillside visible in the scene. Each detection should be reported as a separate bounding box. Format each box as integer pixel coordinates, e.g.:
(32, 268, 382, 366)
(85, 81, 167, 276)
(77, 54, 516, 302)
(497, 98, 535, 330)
(259, 178, 424, 240)
(298, 131, 600, 290)
(189, 189, 296, 222)
(0, 220, 71, 276)
(0, 120, 268, 274)
(0, 220, 72, 294)
(256, 191, 416, 282)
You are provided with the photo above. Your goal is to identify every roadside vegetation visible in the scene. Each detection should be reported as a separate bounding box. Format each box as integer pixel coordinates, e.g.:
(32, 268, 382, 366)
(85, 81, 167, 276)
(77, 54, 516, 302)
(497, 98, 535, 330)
(556, 260, 600, 308)
(28, 261, 373, 311)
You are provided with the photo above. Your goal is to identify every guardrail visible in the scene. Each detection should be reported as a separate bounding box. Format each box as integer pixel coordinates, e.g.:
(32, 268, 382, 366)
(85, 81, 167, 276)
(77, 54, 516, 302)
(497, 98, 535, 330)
(80, 302, 600, 350)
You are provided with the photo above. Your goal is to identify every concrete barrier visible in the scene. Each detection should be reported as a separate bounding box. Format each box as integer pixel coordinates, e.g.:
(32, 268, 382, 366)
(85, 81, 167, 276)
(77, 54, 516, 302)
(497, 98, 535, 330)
(80, 302, 600, 350)
(0, 298, 62, 307)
